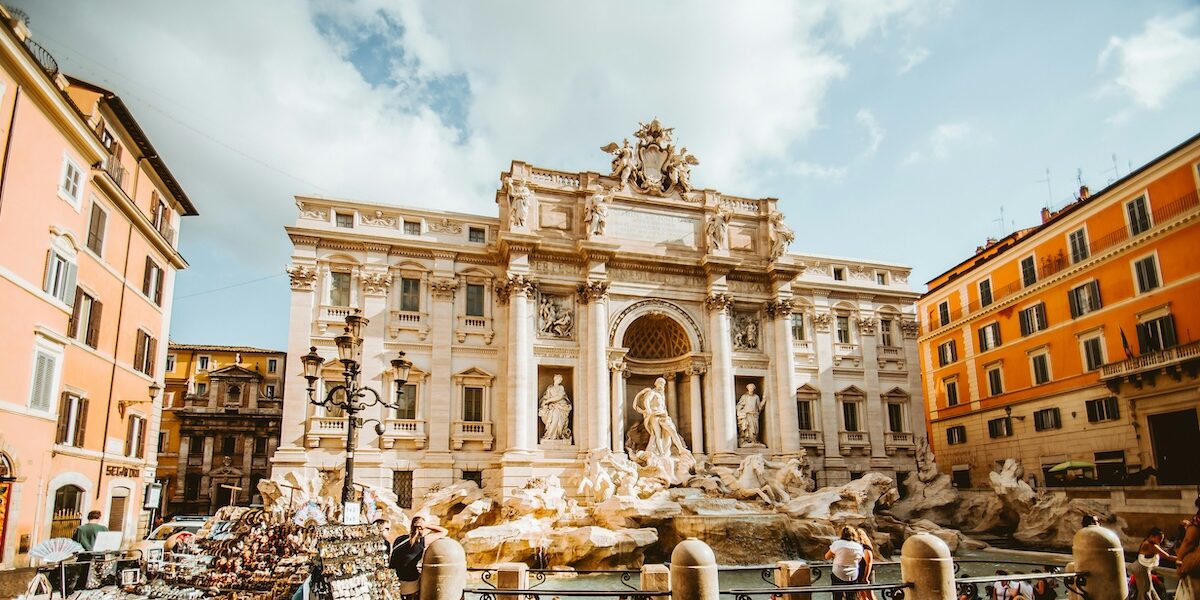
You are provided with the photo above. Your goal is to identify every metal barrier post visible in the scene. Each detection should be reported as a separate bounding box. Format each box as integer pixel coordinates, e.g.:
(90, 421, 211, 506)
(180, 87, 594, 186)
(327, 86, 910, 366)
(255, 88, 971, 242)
(1071, 526, 1127, 600)
(776, 560, 812, 600)
(495, 562, 528, 600)
(642, 563, 671, 593)
(670, 538, 719, 600)
(419, 538, 467, 600)
(899, 533, 956, 600)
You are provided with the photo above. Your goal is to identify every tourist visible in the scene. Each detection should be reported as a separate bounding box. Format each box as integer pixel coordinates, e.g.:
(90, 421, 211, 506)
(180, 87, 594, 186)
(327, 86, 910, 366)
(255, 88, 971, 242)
(1174, 495, 1200, 600)
(374, 519, 393, 554)
(1081, 514, 1099, 528)
(1030, 569, 1057, 600)
(992, 570, 1010, 600)
(825, 526, 864, 600)
(1004, 573, 1034, 600)
(389, 516, 448, 600)
(1132, 527, 1175, 600)
(71, 510, 108, 552)
(853, 527, 876, 600)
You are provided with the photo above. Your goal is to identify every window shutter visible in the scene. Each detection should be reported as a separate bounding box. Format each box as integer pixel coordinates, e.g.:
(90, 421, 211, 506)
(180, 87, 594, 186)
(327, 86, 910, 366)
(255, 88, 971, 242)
(125, 418, 134, 456)
(1019, 310, 1030, 336)
(86, 300, 103, 348)
(1089, 281, 1102, 310)
(68, 288, 84, 338)
(1068, 288, 1080, 319)
(950, 341, 957, 361)
(55, 393, 71, 443)
(147, 336, 157, 377)
(136, 418, 147, 458)
(978, 328, 986, 350)
(1136, 323, 1150, 354)
(63, 263, 77, 307)
(43, 250, 54, 292)
(993, 326, 1002, 347)
(30, 353, 53, 411)
(154, 267, 163, 305)
(75, 396, 89, 447)
(1036, 304, 1047, 329)
(1163, 315, 1178, 349)
(133, 331, 147, 373)
(142, 256, 152, 296)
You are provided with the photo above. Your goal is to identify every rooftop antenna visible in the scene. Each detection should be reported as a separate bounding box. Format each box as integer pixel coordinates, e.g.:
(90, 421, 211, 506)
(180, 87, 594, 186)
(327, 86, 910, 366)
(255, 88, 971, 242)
(993, 206, 1007, 238)
(1036, 168, 1052, 209)
(1105, 154, 1119, 184)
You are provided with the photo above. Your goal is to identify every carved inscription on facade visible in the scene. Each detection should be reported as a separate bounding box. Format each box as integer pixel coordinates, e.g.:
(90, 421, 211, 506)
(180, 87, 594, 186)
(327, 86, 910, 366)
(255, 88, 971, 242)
(605, 208, 698, 246)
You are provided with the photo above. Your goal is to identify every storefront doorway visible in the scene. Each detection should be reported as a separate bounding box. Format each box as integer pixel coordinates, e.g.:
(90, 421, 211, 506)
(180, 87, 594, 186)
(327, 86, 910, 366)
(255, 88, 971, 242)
(1148, 408, 1200, 484)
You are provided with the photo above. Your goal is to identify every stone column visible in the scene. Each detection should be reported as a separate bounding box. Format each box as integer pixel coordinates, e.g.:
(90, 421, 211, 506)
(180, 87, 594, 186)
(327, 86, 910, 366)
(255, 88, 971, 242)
(665, 373, 678, 422)
(278, 264, 318, 455)
(705, 294, 737, 457)
(767, 299, 800, 455)
(812, 299, 847, 478)
(360, 270, 391, 455)
(580, 281, 611, 451)
(426, 277, 457, 456)
(857, 313, 888, 459)
(501, 274, 537, 453)
(610, 360, 626, 452)
(686, 364, 705, 454)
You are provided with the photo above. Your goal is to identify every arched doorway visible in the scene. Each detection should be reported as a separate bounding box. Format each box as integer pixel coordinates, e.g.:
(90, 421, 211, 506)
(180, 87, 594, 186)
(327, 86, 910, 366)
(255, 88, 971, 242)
(50, 484, 84, 539)
(619, 311, 702, 452)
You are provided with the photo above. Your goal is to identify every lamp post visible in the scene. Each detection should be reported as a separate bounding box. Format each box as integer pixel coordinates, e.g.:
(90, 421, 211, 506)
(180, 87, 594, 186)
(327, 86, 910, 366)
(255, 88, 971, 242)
(300, 314, 413, 513)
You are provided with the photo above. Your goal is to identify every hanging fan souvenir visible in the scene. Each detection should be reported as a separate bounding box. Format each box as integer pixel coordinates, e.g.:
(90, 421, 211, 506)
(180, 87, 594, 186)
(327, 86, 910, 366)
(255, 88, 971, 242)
(29, 537, 85, 563)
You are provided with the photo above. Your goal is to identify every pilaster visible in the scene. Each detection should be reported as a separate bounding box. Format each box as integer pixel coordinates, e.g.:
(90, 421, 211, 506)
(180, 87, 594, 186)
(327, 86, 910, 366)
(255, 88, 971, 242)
(704, 293, 737, 459)
(579, 281, 611, 451)
(766, 298, 800, 455)
(277, 265, 318, 458)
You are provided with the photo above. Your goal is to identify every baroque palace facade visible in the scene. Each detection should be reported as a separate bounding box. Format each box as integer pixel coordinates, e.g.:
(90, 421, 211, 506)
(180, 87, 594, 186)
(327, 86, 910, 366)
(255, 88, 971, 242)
(273, 121, 925, 502)
(918, 132, 1199, 501)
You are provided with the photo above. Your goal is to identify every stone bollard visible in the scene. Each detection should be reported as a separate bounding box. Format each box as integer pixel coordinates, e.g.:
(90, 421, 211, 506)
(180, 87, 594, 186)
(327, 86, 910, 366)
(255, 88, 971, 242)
(1071, 526, 1127, 600)
(419, 538, 467, 600)
(900, 533, 956, 600)
(495, 562, 528, 600)
(642, 564, 671, 593)
(670, 537, 720, 600)
(775, 560, 812, 600)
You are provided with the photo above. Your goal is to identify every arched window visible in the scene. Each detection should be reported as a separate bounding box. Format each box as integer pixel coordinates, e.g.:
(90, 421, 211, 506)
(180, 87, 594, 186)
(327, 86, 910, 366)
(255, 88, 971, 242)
(51, 484, 84, 538)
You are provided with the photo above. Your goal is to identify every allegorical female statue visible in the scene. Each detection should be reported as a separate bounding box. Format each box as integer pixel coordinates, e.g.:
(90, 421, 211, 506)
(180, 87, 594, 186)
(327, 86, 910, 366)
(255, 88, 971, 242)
(632, 377, 696, 484)
(735, 383, 766, 447)
(538, 374, 572, 442)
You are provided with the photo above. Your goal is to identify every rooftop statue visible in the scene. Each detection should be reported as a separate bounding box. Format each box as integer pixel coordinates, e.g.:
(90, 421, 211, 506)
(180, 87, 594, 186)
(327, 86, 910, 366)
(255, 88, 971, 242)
(601, 119, 699, 196)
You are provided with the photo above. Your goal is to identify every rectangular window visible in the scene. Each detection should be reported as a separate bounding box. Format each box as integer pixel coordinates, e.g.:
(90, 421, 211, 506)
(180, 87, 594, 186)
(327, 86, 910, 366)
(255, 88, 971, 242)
(29, 349, 58, 411)
(468, 227, 486, 243)
(876, 272, 888, 285)
(221, 436, 235, 456)
(59, 156, 83, 207)
(842, 402, 860, 432)
(396, 383, 417, 419)
(68, 290, 103, 349)
(157, 431, 168, 453)
(335, 212, 354, 228)
(400, 277, 421, 312)
(125, 415, 146, 458)
(978, 322, 1001, 352)
(1034, 408, 1062, 431)
(1019, 303, 1048, 336)
(1127, 196, 1151, 235)
(951, 468, 972, 488)
(986, 365, 1004, 396)
(267, 358, 278, 373)
(1134, 255, 1160, 293)
(1031, 353, 1051, 385)
(165, 354, 176, 373)
(403, 221, 421, 235)
(393, 471, 414, 508)
(254, 437, 268, 456)
(43, 250, 77, 304)
(184, 474, 201, 500)
(196, 382, 208, 396)
(87, 202, 107, 255)
(1085, 397, 1120, 423)
(978, 279, 993, 308)
(198, 356, 210, 370)
(1068, 281, 1102, 318)
(1137, 314, 1178, 353)
(833, 267, 845, 281)
(465, 283, 485, 317)
(1082, 336, 1105, 371)
(945, 380, 959, 407)
(55, 393, 88, 447)
(987, 417, 1013, 438)
(330, 272, 352, 306)
(142, 257, 164, 306)
(463, 387, 484, 422)
(462, 470, 483, 488)
(835, 316, 851, 344)
(796, 400, 813, 430)
(946, 426, 967, 445)
(938, 301, 950, 327)
(879, 319, 894, 346)
(790, 314, 806, 341)
(937, 340, 958, 366)
(265, 384, 276, 398)
(1068, 228, 1089, 263)
(887, 403, 904, 433)
(189, 435, 204, 457)
(133, 330, 157, 376)
(1020, 256, 1037, 287)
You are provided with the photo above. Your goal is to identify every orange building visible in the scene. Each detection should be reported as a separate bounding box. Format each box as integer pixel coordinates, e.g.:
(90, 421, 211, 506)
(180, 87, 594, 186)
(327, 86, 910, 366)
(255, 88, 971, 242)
(917, 132, 1199, 504)
(0, 9, 196, 567)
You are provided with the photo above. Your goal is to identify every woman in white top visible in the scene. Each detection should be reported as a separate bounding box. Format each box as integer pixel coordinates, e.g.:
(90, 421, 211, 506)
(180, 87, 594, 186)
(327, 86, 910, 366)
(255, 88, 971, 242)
(1132, 527, 1175, 600)
(826, 526, 865, 600)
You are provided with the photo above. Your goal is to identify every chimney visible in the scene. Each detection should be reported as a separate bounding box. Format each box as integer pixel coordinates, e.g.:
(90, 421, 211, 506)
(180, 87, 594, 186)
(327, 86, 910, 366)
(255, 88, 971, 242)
(1078, 185, 1090, 200)
(1040, 207, 1052, 223)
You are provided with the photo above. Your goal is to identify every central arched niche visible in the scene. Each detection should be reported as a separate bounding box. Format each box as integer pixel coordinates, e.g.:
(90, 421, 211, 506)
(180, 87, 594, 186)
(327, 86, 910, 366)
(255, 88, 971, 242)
(620, 313, 694, 452)
(622, 313, 691, 360)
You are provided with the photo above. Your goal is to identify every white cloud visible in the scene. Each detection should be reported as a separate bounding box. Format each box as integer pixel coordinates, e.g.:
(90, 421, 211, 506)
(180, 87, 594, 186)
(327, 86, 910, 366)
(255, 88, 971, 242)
(790, 161, 848, 180)
(828, 0, 950, 46)
(1098, 8, 1200, 110)
(903, 122, 973, 164)
(898, 46, 930, 74)
(855, 109, 884, 158)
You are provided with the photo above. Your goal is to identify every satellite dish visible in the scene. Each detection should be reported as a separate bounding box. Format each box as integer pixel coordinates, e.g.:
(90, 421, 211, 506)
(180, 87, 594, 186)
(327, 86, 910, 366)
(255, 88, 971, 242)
(29, 538, 84, 563)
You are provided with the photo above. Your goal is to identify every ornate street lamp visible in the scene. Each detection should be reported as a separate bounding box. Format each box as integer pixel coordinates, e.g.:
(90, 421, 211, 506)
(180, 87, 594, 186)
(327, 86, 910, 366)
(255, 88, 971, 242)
(301, 315, 413, 513)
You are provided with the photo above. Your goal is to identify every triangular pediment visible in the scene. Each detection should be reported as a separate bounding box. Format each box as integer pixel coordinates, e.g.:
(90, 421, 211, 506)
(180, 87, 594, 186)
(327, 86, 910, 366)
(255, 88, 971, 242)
(795, 383, 820, 397)
(208, 364, 262, 380)
(836, 385, 866, 399)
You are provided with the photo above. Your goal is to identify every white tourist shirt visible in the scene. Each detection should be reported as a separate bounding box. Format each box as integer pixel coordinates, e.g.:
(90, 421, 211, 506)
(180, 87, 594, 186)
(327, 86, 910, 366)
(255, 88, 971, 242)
(829, 539, 864, 581)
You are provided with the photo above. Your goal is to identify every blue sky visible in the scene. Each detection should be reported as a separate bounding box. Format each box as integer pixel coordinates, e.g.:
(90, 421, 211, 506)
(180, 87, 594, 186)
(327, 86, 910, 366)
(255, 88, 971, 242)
(12, 1, 1200, 350)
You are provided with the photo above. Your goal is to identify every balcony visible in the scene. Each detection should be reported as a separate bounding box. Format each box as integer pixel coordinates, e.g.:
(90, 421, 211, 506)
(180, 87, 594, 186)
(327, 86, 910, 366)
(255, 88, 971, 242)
(885, 431, 916, 454)
(833, 343, 862, 367)
(380, 418, 428, 449)
(877, 346, 903, 357)
(1101, 340, 1200, 390)
(455, 315, 495, 344)
(23, 37, 59, 77)
(156, 218, 177, 247)
(838, 430, 870, 453)
(305, 416, 347, 448)
(797, 430, 822, 454)
(105, 153, 127, 189)
(317, 305, 359, 335)
(452, 420, 494, 450)
(387, 309, 429, 341)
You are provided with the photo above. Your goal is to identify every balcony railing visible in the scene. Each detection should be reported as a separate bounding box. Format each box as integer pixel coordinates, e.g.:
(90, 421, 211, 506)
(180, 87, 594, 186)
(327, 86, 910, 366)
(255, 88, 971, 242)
(834, 343, 860, 356)
(105, 153, 126, 188)
(878, 346, 902, 357)
(305, 416, 347, 448)
(793, 340, 813, 353)
(157, 219, 177, 247)
(23, 37, 58, 77)
(381, 418, 428, 449)
(885, 431, 915, 448)
(797, 430, 821, 444)
(1101, 340, 1200, 380)
(452, 420, 494, 450)
(839, 431, 870, 448)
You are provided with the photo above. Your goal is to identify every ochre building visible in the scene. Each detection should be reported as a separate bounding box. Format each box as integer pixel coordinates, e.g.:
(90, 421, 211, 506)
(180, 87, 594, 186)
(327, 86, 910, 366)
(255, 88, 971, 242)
(273, 121, 926, 503)
(917, 133, 1199, 506)
(0, 9, 196, 567)
(159, 344, 286, 516)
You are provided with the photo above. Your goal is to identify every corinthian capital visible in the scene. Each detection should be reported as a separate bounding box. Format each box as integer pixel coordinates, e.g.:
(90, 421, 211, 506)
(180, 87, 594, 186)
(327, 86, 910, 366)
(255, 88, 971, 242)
(496, 273, 537, 305)
(286, 264, 317, 290)
(429, 277, 457, 300)
(764, 298, 795, 319)
(577, 281, 610, 304)
(704, 293, 734, 314)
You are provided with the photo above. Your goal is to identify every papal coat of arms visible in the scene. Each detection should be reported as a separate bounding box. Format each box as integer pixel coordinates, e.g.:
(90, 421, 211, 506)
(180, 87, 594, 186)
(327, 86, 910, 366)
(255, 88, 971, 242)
(601, 119, 699, 196)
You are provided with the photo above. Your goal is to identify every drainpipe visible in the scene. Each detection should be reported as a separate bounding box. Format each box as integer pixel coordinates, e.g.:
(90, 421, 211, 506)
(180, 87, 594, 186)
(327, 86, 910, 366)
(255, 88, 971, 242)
(0, 85, 23, 222)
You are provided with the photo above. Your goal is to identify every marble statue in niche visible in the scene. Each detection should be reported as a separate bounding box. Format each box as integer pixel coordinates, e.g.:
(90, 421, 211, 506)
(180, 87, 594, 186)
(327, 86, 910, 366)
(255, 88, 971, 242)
(584, 186, 611, 236)
(736, 383, 766, 447)
(538, 374, 573, 442)
(505, 176, 531, 228)
(631, 377, 696, 485)
(732, 312, 760, 351)
(706, 208, 732, 251)
(538, 294, 574, 338)
(769, 211, 794, 260)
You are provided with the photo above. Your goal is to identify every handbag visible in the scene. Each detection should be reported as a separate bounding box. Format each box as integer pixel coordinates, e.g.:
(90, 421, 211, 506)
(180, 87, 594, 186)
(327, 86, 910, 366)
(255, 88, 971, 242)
(1177, 577, 1196, 600)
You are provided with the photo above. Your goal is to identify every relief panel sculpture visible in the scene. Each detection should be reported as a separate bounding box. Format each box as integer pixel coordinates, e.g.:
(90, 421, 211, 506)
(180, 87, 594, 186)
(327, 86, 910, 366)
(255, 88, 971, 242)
(537, 293, 575, 339)
(732, 310, 761, 352)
